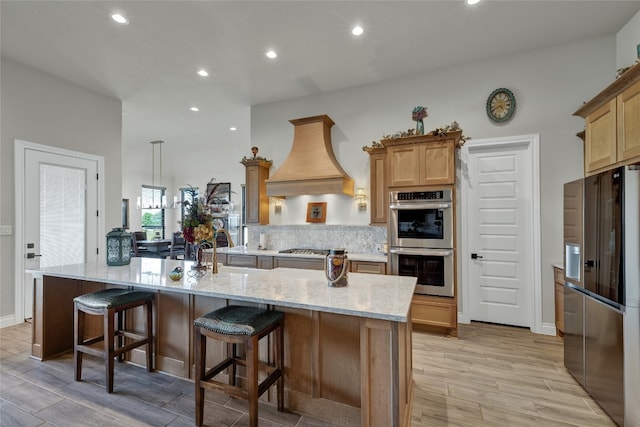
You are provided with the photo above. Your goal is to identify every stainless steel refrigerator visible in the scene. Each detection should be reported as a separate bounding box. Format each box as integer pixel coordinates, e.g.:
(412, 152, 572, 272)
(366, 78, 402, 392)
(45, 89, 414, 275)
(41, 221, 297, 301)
(563, 166, 640, 427)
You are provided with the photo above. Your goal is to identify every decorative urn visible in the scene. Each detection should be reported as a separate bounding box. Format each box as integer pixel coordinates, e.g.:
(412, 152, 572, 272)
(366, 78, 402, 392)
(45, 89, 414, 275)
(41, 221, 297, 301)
(106, 227, 132, 266)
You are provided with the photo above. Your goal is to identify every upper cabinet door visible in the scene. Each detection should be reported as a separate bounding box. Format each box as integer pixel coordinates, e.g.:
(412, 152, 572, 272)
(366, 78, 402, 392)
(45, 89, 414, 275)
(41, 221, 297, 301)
(388, 145, 421, 187)
(584, 99, 617, 174)
(617, 79, 640, 162)
(419, 140, 455, 186)
(388, 138, 456, 187)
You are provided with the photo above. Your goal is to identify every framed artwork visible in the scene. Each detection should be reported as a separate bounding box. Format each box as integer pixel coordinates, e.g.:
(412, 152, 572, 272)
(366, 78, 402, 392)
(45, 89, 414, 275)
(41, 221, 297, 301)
(121, 198, 130, 229)
(306, 202, 327, 223)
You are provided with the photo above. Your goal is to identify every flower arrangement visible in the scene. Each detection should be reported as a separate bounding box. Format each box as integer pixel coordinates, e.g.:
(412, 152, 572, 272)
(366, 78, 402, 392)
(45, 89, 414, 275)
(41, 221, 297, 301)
(181, 188, 214, 244)
(412, 106, 428, 135)
(411, 106, 428, 122)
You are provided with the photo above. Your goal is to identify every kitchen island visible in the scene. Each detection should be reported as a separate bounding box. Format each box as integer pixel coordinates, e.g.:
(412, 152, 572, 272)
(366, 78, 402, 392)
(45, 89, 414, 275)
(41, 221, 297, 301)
(30, 258, 415, 427)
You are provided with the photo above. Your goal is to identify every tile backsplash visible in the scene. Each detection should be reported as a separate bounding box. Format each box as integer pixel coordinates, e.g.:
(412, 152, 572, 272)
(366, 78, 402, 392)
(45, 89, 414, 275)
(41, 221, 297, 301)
(247, 225, 387, 255)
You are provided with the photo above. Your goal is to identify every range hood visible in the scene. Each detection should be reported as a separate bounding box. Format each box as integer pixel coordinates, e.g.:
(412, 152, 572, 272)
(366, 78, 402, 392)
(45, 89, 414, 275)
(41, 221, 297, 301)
(266, 115, 354, 197)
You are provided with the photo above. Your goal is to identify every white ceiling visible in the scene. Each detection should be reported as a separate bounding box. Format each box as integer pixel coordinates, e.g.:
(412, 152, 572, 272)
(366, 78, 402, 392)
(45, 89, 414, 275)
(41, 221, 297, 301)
(2, 1, 639, 151)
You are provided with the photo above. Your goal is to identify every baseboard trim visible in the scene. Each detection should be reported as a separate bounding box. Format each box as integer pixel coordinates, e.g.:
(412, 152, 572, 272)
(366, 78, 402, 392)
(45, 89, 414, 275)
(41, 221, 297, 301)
(538, 322, 558, 336)
(0, 315, 17, 329)
(457, 313, 558, 337)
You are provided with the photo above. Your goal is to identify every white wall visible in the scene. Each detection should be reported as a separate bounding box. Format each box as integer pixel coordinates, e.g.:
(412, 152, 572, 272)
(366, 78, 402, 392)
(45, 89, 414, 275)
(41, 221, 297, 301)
(252, 36, 617, 325)
(0, 57, 122, 322)
(616, 10, 640, 70)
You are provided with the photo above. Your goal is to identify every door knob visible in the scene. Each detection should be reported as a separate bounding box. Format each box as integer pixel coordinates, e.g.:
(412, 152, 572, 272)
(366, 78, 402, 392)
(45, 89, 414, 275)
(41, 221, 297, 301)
(26, 253, 42, 259)
(471, 253, 483, 259)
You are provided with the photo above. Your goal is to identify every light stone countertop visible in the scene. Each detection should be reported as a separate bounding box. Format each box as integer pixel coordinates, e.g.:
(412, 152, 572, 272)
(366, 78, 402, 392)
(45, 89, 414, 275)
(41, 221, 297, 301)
(30, 258, 415, 322)
(552, 263, 564, 270)
(217, 246, 387, 263)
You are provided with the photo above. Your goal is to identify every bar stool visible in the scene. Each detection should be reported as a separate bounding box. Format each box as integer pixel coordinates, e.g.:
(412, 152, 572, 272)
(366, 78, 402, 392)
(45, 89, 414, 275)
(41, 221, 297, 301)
(194, 305, 284, 427)
(74, 288, 155, 393)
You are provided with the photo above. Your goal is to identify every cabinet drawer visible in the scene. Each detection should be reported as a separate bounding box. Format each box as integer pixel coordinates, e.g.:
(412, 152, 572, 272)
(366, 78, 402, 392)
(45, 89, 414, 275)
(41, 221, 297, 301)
(411, 296, 456, 328)
(226, 254, 257, 268)
(274, 257, 324, 270)
(350, 261, 386, 275)
(553, 267, 564, 284)
(257, 256, 274, 270)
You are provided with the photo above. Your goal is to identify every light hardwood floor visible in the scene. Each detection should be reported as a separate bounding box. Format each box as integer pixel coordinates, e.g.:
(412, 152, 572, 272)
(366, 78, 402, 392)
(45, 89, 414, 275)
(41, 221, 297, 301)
(1, 321, 616, 426)
(411, 322, 616, 427)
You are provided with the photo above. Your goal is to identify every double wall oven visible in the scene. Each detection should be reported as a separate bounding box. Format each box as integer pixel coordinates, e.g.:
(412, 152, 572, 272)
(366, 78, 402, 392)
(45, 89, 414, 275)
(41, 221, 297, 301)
(389, 189, 454, 297)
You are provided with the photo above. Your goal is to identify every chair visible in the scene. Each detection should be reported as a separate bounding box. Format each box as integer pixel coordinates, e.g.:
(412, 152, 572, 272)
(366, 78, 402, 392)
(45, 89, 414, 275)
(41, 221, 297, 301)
(131, 231, 148, 257)
(74, 288, 155, 393)
(194, 305, 284, 427)
(170, 232, 186, 260)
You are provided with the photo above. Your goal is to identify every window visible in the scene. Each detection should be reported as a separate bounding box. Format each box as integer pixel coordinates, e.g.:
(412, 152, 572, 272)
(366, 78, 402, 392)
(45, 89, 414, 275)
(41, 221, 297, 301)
(140, 186, 165, 239)
(180, 187, 199, 227)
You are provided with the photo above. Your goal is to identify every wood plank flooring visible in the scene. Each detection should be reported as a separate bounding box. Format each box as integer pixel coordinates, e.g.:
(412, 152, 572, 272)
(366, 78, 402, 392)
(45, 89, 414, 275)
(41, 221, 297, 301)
(1, 321, 616, 426)
(412, 322, 616, 427)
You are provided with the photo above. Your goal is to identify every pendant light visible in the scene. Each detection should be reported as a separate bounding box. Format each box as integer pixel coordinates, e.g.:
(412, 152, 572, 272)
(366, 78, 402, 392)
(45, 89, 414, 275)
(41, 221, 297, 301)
(136, 140, 176, 209)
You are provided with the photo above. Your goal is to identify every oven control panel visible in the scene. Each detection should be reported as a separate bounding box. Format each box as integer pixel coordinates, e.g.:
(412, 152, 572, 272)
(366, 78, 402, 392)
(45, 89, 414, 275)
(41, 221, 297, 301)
(392, 190, 452, 202)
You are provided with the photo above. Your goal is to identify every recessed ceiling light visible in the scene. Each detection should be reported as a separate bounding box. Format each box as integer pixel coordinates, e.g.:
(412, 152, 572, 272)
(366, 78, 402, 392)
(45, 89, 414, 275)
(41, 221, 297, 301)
(111, 13, 128, 24)
(266, 50, 277, 59)
(190, 107, 199, 112)
(230, 127, 237, 131)
(465, 0, 481, 5)
(352, 26, 364, 36)
(197, 69, 209, 77)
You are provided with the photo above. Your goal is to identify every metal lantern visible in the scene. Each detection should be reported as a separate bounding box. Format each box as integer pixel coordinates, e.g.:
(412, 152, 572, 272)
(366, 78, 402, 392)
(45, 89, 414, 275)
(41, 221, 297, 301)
(106, 227, 132, 266)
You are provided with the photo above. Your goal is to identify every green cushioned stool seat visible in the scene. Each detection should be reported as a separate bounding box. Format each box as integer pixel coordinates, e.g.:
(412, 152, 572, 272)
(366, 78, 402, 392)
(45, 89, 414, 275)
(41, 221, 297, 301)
(74, 288, 154, 309)
(194, 305, 284, 336)
(194, 305, 285, 427)
(74, 288, 154, 393)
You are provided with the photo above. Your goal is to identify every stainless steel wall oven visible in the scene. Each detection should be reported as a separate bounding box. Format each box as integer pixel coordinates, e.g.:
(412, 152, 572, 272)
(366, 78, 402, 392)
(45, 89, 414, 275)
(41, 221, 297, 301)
(389, 190, 455, 297)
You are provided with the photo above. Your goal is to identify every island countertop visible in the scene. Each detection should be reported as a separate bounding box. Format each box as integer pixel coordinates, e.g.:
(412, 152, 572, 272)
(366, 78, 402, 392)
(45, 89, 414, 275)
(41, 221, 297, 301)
(32, 258, 415, 322)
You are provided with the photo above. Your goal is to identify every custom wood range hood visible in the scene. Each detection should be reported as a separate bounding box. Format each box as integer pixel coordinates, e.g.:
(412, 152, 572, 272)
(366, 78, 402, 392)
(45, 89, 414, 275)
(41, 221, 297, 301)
(266, 115, 354, 197)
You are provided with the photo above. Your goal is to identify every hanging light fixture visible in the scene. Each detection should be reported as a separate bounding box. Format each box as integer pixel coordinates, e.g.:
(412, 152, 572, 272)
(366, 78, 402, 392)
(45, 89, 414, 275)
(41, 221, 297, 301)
(136, 140, 177, 209)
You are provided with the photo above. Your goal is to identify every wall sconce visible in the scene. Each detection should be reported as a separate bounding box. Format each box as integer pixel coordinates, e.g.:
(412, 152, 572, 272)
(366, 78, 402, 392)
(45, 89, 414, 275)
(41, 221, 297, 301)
(272, 197, 284, 213)
(355, 187, 367, 211)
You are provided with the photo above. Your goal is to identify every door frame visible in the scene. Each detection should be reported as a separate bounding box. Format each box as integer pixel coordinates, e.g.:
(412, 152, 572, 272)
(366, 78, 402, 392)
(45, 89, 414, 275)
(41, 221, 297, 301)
(459, 134, 546, 334)
(14, 139, 105, 325)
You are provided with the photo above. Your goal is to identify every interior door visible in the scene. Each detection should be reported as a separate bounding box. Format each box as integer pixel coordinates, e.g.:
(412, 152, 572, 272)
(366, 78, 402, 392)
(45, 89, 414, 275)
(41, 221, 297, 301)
(466, 142, 533, 327)
(21, 147, 99, 319)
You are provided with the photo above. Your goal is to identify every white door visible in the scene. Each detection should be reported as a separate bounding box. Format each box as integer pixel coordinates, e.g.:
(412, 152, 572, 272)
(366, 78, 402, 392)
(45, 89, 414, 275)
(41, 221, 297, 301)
(461, 135, 540, 329)
(17, 142, 100, 320)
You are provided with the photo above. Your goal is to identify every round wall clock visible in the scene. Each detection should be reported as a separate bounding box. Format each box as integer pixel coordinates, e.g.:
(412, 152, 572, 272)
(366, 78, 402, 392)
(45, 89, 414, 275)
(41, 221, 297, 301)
(486, 88, 516, 123)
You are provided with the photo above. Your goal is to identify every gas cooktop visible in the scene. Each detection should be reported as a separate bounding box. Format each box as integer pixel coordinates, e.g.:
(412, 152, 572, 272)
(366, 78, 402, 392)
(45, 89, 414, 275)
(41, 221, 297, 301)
(278, 248, 329, 255)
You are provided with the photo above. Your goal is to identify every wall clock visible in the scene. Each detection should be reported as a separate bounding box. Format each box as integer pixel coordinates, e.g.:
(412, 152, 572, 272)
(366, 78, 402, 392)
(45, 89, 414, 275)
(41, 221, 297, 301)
(486, 88, 516, 123)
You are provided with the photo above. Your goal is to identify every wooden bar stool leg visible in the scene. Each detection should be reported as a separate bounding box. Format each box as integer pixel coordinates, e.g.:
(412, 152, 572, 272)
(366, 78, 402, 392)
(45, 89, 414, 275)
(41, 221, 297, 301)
(275, 323, 284, 412)
(116, 311, 124, 363)
(247, 336, 259, 427)
(74, 304, 84, 382)
(105, 307, 116, 393)
(228, 343, 236, 386)
(195, 326, 205, 427)
(146, 299, 153, 371)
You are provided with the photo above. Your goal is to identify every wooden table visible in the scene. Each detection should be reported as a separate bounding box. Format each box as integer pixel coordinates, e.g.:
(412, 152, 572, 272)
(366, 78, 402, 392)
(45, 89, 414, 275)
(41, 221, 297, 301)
(30, 259, 415, 427)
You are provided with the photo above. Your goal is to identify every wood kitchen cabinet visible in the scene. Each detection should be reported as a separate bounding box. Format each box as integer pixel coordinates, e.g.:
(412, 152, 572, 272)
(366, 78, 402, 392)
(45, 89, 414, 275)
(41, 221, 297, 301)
(242, 158, 272, 224)
(350, 261, 386, 275)
(364, 131, 460, 225)
(575, 62, 640, 175)
(385, 132, 458, 187)
(274, 257, 324, 270)
(225, 254, 257, 268)
(554, 266, 565, 336)
(365, 147, 387, 225)
(411, 294, 457, 337)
